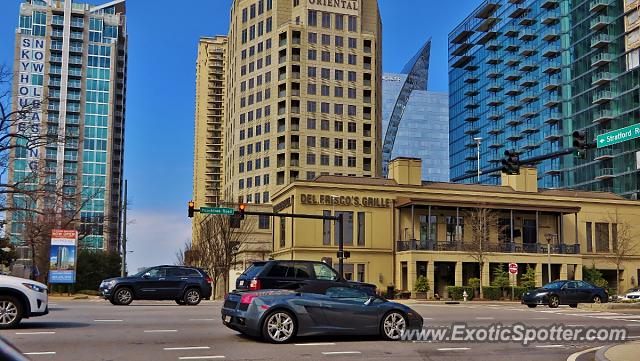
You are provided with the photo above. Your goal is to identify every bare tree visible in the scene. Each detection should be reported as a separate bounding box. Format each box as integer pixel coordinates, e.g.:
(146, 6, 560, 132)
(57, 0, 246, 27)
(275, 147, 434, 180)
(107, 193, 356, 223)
(464, 206, 505, 300)
(608, 210, 638, 295)
(192, 205, 254, 299)
(174, 241, 192, 266)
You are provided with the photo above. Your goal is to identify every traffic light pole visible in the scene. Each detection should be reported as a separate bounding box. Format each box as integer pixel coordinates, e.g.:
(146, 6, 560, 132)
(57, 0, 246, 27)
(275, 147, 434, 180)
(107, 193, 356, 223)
(451, 147, 581, 182)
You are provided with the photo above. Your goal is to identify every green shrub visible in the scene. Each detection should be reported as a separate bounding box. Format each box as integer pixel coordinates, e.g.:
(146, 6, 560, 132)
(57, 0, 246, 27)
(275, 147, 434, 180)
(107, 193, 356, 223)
(447, 286, 475, 301)
(520, 265, 536, 289)
(482, 286, 502, 300)
(414, 276, 430, 292)
(468, 277, 480, 290)
(512, 286, 527, 300)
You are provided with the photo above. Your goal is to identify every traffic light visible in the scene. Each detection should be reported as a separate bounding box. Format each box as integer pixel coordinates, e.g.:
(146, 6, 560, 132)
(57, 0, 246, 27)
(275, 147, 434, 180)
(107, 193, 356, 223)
(230, 213, 242, 228)
(572, 130, 587, 159)
(188, 201, 195, 218)
(501, 150, 520, 175)
(238, 203, 247, 220)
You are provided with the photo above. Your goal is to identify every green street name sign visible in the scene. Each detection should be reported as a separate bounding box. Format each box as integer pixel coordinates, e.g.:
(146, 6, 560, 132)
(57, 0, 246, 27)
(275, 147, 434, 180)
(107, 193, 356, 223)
(597, 123, 640, 148)
(200, 207, 235, 215)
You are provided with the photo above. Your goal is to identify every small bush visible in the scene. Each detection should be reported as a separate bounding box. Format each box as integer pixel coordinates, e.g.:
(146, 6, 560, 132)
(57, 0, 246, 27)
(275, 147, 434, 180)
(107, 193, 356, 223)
(482, 286, 502, 300)
(447, 286, 475, 301)
(414, 276, 430, 292)
(512, 286, 527, 300)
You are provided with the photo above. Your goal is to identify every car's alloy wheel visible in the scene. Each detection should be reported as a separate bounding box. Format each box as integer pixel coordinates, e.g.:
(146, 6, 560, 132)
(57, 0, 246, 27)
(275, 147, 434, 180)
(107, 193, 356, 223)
(184, 289, 201, 305)
(114, 288, 133, 305)
(264, 311, 295, 343)
(0, 297, 22, 329)
(382, 312, 407, 340)
(548, 295, 559, 308)
(593, 295, 602, 304)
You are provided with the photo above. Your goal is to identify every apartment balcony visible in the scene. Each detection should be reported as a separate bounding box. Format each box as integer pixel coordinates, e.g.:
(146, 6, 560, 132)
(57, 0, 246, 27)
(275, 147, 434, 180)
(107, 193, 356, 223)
(519, 29, 536, 41)
(520, 76, 538, 87)
(519, 61, 538, 72)
(592, 71, 614, 86)
(488, 121, 505, 134)
(542, 29, 560, 41)
(592, 109, 615, 123)
(543, 76, 561, 91)
(464, 99, 480, 110)
(506, 116, 523, 126)
(489, 139, 505, 148)
(592, 90, 614, 104)
(506, 133, 523, 141)
(519, 44, 536, 56)
(70, 19, 84, 28)
(488, 82, 504, 92)
(488, 97, 504, 107)
(486, 54, 502, 65)
(505, 72, 522, 81)
(69, 45, 83, 53)
(542, 9, 561, 25)
(505, 86, 522, 96)
(522, 122, 539, 133)
(591, 15, 613, 30)
(543, 94, 561, 107)
(488, 111, 503, 120)
(589, 0, 613, 12)
(396, 240, 578, 255)
(543, 110, 562, 124)
(542, 59, 561, 74)
(48, 79, 61, 87)
(464, 87, 480, 96)
(541, 0, 559, 8)
(522, 92, 539, 103)
(594, 148, 614, 160)
(464, 75, 479, 83)
(505, 99, 522, 111)
(541, 43, 561, 58)
(543, 129, 562, 141)
(591, 34, 614, 48)
(522, 140, 541, 149)
(50, 55, 62, 63)
(591, 52, 614, 67)
(595, 167, 615, 180)
(464, 112, 480, 122)
(521, 104, 538, 116)
(486, 40, 502, 51)
(465, 149, 477, 161)
(463, 123, 481, 135)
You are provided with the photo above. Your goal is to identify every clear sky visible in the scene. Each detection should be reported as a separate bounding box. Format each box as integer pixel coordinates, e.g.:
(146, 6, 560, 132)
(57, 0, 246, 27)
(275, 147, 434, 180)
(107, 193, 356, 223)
(0, 0, 480, 273)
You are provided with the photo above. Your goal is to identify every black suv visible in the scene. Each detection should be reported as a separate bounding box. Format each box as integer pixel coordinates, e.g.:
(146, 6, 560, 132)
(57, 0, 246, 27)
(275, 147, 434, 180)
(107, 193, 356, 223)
(235, 260, 377, 295)
(100, 265, 213, 306)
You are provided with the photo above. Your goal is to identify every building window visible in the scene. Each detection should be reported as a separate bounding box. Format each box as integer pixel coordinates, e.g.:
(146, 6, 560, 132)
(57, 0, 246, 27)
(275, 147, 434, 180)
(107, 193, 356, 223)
(420, 215, 437, 241)
(323, 210, 332, 245)
(446, 216, 464, 242)
(280, 218, 286, 247)
(348, 16, 357, 32)
(334, 156, 343, 166)
(322, 34, 331, 45)
(308, 10, 317, 26)
(335, 211, 354, 246)
(263, 191, 270, 203)
(307, 118, 316, 129)
(308, 49, 317, 61)
(357, 264, 365, 282)
(308, 32, 317, 43)
(335, 14, 344, 30)
(595, 222, 609, 252)
(259, 215, 270, 229)
(307, 153, 316, 165)
(322, 12, 331, 28)
(347, 156, 356, 167)
(357, 212, 365, 246)
(343, 264, 354, 281)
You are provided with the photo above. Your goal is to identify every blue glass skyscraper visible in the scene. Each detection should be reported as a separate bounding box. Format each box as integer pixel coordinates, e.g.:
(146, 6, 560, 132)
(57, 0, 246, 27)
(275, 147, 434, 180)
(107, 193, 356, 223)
(382, 40, 449, 181)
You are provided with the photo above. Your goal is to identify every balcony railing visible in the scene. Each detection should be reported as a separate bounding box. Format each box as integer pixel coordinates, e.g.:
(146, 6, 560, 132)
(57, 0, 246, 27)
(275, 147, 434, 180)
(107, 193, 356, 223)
(396, 240, 580, 254)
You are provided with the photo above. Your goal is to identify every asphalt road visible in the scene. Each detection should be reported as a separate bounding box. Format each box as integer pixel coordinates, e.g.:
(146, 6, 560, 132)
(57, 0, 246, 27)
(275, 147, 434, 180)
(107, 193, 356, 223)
(1, 299, 639, 361)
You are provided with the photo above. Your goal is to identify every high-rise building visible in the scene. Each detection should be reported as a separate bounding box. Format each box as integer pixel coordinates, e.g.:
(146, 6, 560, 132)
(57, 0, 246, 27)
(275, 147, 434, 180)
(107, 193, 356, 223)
(381, 40, 449, 182)
(449, 0, 640, 199)
(223, 0, 382, 204)
(7, 0, 127, 251)
(193, 36, 227, 209)
(448, 0, 564, 188)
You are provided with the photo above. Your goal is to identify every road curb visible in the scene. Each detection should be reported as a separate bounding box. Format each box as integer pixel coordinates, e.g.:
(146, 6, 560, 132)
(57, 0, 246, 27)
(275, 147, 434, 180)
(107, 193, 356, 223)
(595, 345, 613, 361)
(578, 303, 640, 310)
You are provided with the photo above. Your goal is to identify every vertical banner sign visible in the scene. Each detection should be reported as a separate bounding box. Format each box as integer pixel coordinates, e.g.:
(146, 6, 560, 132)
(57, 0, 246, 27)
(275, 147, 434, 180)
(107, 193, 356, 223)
(48, 230, 78, 284)
(17, 35, 46, 175)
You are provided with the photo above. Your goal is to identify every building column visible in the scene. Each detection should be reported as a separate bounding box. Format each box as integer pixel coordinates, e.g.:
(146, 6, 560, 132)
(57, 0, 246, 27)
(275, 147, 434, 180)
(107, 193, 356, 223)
(427, 261, 435, 298)
(535, 262, 544, 287)
(481, 262, 491, 287)
(560, 264, 568, 280)
(455, 261, 463, 286)
(575, 264, 583, 280)
(407, 257, 416, 292)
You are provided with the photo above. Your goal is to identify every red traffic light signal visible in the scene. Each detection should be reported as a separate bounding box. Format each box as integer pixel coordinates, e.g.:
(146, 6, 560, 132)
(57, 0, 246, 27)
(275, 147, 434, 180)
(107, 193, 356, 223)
(188, 201, 195, 218)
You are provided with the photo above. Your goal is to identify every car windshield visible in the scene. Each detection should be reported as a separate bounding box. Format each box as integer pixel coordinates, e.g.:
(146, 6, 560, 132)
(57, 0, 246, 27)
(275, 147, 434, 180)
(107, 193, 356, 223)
(242, 263, 266, 278)
(543, 281, 566, 289)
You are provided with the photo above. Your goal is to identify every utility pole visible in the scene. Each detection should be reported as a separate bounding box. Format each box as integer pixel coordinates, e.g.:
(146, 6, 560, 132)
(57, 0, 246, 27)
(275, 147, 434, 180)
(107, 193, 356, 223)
(474, 137, 482, 183)
(337, 213, 344, 277)
(121, 180, 128, 277)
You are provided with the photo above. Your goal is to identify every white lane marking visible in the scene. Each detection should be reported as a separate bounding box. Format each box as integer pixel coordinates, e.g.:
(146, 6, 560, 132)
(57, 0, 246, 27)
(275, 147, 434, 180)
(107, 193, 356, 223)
(626, 336, 640, 339)
(295, 343, 337, 346)
(178, 357, 225, 360)
(48, 303, 58, 306)
(566, 346, 603, 361)
(476, 317, 494, 320)
(535, 344, 564, 348)
(604, 315, 640, 319)
(23, 352, 56, 356)
(15, 332, 56, 335)
(144, 329, 178, 333)
(189, 318, 216, 321)
(422, 317, 434, 320)
(626, 324, 640, 326)
(566, 325, 586, 327)
(530, 318, 549, 320)
(164, 347, 211, 351)
(321, 351, 362, 355)
(436, 347, 470, 351)
(94, 319, 123, 322)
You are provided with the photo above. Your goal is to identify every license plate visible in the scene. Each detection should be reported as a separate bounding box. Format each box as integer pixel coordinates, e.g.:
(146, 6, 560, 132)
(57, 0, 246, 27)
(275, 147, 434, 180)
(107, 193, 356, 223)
(224, 315, 231, 323)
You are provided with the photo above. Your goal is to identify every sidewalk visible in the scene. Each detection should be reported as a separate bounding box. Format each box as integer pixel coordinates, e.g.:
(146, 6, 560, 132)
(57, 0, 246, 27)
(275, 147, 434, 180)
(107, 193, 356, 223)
(393, 299, 520, 305)
(596, 341, 640, 361)
(48, 294, 101, 301)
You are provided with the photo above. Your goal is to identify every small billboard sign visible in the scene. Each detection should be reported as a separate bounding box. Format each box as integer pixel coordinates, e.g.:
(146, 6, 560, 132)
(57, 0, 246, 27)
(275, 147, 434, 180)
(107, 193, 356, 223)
(48, 229, 78, 284)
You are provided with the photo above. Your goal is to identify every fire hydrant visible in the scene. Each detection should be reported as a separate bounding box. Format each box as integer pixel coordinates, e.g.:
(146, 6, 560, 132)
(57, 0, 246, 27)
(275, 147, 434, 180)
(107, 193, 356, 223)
(463, 290, 468, 302)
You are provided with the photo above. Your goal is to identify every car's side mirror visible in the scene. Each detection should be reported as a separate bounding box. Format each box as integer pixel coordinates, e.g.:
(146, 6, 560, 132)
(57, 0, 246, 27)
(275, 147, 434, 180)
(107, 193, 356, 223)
(142, 273, 151, 279)
(364, 296, 375, 306)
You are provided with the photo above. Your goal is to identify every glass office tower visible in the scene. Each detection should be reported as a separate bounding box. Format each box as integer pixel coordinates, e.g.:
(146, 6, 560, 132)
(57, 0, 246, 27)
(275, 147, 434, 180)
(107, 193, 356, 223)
(382, 40, 449, 181)
(7, 0, 127, 251)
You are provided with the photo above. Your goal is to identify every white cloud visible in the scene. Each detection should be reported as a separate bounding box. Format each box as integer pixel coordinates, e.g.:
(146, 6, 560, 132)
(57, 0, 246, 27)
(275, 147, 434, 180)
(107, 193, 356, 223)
(124, 209, 191, 273)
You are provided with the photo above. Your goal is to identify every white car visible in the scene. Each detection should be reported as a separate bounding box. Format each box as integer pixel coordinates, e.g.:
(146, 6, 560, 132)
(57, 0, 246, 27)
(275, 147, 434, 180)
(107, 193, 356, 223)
(0, 274, 49, 329)
(624, 290, 640, 301)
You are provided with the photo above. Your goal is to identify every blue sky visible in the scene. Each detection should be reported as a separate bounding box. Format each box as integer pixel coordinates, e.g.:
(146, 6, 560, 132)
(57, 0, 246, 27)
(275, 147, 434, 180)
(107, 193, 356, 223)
(0, 0, 479, 272)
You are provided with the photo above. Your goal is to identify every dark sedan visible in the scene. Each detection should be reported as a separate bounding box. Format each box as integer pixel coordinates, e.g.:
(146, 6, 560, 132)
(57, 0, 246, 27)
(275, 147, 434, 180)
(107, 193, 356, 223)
(522, 280, 608, 308)
(221, 284, 423, 343)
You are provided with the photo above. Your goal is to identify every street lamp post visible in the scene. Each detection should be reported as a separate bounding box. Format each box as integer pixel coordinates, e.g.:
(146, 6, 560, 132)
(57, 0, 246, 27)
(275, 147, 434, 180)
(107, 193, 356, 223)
(474, 137, 483, 183)
(330, 195, 344, 277)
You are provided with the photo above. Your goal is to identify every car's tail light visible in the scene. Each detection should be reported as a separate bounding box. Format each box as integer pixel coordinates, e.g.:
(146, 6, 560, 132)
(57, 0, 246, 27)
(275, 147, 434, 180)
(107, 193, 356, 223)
(205, 276, 212, 284)
(240, 293, 258, 305)
(249, 279, 261, 291)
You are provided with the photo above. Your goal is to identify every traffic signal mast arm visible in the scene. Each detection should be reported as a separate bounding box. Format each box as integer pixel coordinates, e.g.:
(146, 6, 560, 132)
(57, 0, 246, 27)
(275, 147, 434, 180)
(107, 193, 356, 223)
(451, 146, 593, 182)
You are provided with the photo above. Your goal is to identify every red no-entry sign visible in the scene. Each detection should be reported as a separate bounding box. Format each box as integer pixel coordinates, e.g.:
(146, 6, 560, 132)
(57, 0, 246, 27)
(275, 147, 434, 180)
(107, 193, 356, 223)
(509, 263, 518, 274)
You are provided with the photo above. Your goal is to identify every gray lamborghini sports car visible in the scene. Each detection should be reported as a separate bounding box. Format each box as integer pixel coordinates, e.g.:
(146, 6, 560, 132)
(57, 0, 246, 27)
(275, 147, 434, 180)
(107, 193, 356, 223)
(221, 283, 423, 343)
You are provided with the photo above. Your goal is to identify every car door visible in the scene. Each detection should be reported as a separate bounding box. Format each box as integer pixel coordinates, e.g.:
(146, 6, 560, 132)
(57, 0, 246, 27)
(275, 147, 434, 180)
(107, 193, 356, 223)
(165, 267, 189, 299)
(136, 267, 167, 299)
(575, 281, 596, 302)
(561, 281, 578, 304)
(321, 286, 379, 334)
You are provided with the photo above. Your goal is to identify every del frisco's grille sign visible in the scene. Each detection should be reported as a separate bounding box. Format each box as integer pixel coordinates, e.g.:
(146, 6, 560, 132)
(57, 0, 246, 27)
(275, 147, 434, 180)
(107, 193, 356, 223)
(308, 0, 359, 16)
